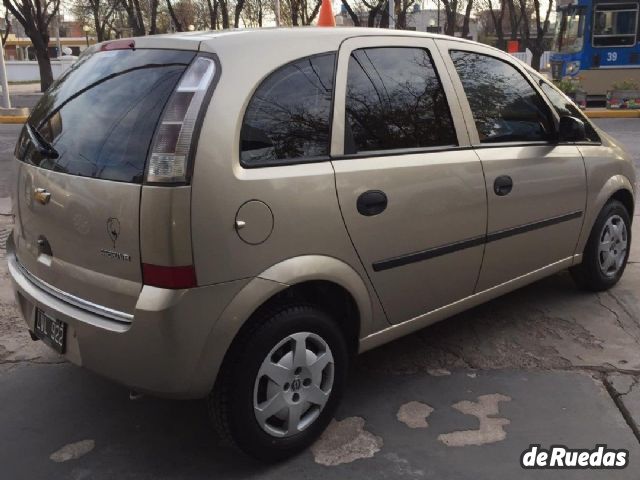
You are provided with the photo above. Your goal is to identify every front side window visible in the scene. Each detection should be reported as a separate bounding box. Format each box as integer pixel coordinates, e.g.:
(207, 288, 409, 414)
(537, 79, 600, 143)
(345, 47, 456, 154)
(450, 51, 553, 143)
(593, 3, 638, 47)
(240, 53, 335, 167)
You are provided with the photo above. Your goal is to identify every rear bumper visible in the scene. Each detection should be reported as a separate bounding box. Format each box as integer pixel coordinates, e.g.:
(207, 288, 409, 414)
(7, 251, 249, 398)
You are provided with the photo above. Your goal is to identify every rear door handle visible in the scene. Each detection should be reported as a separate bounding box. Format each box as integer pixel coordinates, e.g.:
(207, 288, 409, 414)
(493, 175, 513, 196)
(357, 190, 388, 216)
(33, 188, 51, 205)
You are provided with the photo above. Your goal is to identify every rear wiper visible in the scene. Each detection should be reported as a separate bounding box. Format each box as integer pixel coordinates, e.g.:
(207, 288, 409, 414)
(26, 123, 59, 159)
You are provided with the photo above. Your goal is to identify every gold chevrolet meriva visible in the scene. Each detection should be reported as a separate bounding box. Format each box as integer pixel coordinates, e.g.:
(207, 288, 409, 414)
(8, 28, 635, 460)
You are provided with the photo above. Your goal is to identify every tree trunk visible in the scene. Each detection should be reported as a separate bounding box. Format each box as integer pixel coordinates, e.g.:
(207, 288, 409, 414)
(149, 0, 159, 34)
(379, 2, 389, 28)
(445, 10, 456, 35)
(530, 48, 542, 71)
(305, 0, 321, 25)
(461, 0, 473, 38)
(507, 0, 522, 40)
(132, 0, 146, 35)
(233, 0, 245, 27)
(166, 0, 184, 31)
(367, 5, 380, 27)
(2, 12, 10, 45)
(34, 39, 53, 92)
(93, 10, 104, 42)
(219, 0, 230, 28)
(206, 0, 215, 29)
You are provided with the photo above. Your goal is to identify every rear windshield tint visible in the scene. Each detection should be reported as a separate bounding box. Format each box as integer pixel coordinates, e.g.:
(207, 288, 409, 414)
(17, 48, 196, 183)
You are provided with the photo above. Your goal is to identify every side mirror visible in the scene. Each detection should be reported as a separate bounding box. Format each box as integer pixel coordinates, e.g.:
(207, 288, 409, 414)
(558, 116, 587, 142)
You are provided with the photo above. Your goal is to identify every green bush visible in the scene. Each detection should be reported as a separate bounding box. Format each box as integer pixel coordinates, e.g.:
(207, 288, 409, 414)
(554, 77, 584, 94)
(611, 79, 640, 91)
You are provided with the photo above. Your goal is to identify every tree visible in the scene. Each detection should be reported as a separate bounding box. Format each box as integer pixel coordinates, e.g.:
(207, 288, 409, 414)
(122, 0, 145, 35)
(205, 0, 219, 28)
(479, 0, 507, 49)
(506, 0, 524, 40)
(439, 0, 459, 35)
(1, 9, 11, 45)
(439, 0, 472, 37)
(395, 0, 416, 30)
(340, 0, 360, 26)
(517, 0, 552, 70)
(3, 0, 61, 91)
(80, 0, 119, 41)
(461, 0, 473, 38)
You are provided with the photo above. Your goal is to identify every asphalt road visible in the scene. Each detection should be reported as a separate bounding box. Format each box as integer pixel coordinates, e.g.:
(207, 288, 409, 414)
(1, 120, 639, 479)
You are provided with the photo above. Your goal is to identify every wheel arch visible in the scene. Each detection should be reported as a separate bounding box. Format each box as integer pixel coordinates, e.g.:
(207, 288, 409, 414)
(576, 175, 635, 258)
(189, 255, 374, 397)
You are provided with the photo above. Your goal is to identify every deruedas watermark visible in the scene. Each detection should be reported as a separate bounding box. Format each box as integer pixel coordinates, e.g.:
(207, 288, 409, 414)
(521, 444, 629, 469)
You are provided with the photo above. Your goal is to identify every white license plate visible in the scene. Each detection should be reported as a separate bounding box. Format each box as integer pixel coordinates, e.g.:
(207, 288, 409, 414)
(34, 309, 66, 353)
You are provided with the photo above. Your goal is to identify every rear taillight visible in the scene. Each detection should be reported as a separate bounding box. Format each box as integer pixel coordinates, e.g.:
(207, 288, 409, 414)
(146, 57, 216, 184)
(142, 263, 197, 289)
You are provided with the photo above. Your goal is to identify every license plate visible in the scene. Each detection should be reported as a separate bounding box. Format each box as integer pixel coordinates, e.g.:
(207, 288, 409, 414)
(34, 309, 66, 353)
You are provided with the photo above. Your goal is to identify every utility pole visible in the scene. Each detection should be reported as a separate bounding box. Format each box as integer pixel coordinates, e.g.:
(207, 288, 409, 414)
(275, 0, 281, 26)
(54, 14, 63, 58)
(0, 19, 10, 108)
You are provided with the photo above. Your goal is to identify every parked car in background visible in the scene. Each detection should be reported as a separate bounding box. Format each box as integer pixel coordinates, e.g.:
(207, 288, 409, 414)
(8, 28, 635, 460)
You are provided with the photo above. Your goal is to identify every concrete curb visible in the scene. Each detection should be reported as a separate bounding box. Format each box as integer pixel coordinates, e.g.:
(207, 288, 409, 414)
(0, 107, 29, 124)
(585, 109, 640, 118)
(0, 115, 28, 124)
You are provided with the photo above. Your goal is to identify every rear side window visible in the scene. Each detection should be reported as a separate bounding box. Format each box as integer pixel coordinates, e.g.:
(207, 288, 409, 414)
(240, 53, 335, 167)
(345, 47, 456, 154)
(450, 51, 553, 144)
(17, 49, 195, 183)
(538, 81, 600, 142)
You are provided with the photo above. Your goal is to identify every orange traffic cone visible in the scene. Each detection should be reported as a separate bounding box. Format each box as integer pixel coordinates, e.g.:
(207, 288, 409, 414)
(317, 0, 336, 27)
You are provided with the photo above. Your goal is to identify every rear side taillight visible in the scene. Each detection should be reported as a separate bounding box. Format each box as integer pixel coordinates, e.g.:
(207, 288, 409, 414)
(146, 57, 216, 184)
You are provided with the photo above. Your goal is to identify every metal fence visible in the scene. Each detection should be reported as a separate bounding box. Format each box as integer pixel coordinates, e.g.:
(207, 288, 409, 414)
(510, 50, 552, 71)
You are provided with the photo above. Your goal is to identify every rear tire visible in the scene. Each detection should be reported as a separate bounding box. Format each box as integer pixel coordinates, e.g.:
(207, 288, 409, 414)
(570, 199, 631, 291)
(208, 303, 348, 462)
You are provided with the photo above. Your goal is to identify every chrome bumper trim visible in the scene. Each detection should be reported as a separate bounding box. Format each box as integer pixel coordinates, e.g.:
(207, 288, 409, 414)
(13, 257, 133, 324)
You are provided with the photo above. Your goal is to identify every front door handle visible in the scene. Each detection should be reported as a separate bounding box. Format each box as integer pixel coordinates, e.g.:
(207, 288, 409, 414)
(357, 190, 388, 216)
(493, 175, 513, 196)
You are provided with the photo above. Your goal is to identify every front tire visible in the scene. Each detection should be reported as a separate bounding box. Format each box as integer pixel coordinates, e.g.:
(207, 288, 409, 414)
(208, 304, 348, 461)
(570, 199, 631, 291)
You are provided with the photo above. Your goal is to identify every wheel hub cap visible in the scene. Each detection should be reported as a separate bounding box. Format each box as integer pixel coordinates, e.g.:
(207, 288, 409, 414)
(598, 214, 628, 277)
(253, 332, 334, 438)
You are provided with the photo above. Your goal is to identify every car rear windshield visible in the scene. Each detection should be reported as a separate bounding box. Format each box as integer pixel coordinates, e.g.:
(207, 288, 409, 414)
(16, 48, 196, 183)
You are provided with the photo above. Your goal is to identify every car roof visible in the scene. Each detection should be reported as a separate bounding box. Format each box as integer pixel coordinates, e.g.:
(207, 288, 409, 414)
(130, 26, 486, 52)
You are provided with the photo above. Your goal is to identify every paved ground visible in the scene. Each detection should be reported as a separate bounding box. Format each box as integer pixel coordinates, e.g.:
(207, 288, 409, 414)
(0, 120, 639, 479)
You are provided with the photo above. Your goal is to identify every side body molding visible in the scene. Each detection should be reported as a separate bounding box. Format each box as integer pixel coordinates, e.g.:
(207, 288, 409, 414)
(188, 255, 376, 397)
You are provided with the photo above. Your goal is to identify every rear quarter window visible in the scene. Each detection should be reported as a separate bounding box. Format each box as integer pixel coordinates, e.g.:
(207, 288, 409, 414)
(240, 53, 336, 167)
(17, 49, 195, 183)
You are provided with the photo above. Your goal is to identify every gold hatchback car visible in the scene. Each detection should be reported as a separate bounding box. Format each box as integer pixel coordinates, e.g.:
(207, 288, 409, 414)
(8, 28, 635, 460)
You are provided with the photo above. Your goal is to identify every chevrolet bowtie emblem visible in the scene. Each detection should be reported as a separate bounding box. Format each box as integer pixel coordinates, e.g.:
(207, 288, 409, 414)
(33, 188, 51, 205)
